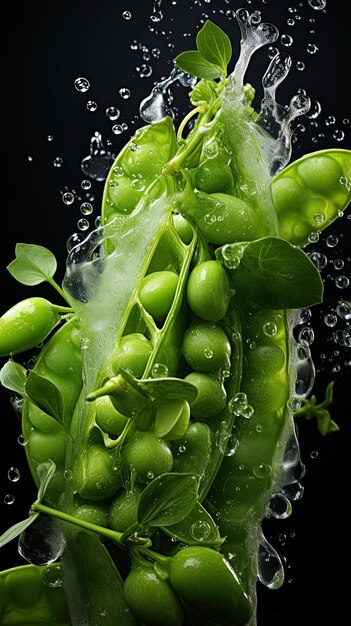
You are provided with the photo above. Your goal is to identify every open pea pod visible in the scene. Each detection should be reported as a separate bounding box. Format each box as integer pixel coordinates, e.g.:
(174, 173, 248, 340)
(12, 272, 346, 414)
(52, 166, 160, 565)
(0, 563, 70, 625)
(271, 148, 351, 246)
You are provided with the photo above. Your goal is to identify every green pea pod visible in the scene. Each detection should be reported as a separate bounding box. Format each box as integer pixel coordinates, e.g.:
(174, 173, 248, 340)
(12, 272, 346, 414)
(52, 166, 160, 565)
(0, 563, 70, 625)
(271, 148, 351, 246)
(61, 531, 137, 626)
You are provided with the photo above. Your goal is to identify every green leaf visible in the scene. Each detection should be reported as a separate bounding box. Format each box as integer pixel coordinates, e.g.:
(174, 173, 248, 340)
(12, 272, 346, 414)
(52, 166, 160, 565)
(0, 512, 39, 549)
(190, 79, 217, 106)
(7, 243, 57, 286)
(26, 372, 64, 422)
(175, 51, 223, 80)
(196, 20, 232, 72)
(0, 360, 27, 397)
(37, 460, 56, 502)
(219, 237, 323, 309)
(121, 369, 198, 403)
(162, 502, 223, 547)
(137, 473, 198, 527)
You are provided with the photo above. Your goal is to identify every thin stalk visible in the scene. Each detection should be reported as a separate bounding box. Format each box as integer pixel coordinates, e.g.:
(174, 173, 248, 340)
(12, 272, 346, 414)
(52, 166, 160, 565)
(47, 277, 72, 306)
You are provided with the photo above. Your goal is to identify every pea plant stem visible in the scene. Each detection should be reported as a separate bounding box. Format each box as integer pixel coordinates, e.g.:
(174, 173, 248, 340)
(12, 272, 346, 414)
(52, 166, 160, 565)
(47, 277, 72, 306)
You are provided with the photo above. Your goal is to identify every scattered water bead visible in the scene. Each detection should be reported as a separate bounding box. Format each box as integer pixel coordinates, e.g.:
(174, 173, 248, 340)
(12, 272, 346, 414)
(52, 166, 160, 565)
(80, 202, 93, 215)
(281, 34, 293, 47)
(308, 251, 327, 270)
(334, 259, 344, 270)
(17, 434, 28, 446)
(308, 231, 320, 243)
(310, 450, 319, 459)
(228, 392, 248, 416)
(307, 43, 319, 54)
(287, 18, 295, 26)
(106, 106, 120, 120)
(190, 520, 211, 542)
(137, 64, 153, 78)
(335, 275, 349, 289)
(298, 326, 314, 346)
(7, 466, 20, 482)
(150, 0, 163, 22)
(296, 61, 305, 71)
(74, 77, 90, 92)
(333, 329, 351, 347)
(81, 132, 114, 181)
(325, 115, 336, 126)
(268, 46, 279, 59)
(313, 212, 325, 224)
(324, 313, 337, 327)
(258, 536, 284, 590)
(267, 492, 292, 519)
(66, 232, 85, 252)
(326, 234, 338, 247)
(253, 463, 272, 479)
(336, 301, 351, 320)
(53, 157, 63, 168)
(281, 481, 305, 501)
(122, 10, 132, 19)
(119, 87, 131, 99)
(4, 494, 15, 504)
(308, 0, 326, 9)
(225, 435, 239, 457)
(151, 363, 169, 378)
(81, 179, 91, 190)
(306, 99, 321, 119)
(62, 192, 75, 205)
(298, 308, 311, 324)
(47, 134, 54, 141)
(112, 124, 124, 135)
(263, 321, 277, 337)
(87, 100, 97, 112)
(332, 364, 341, 373)
(333, 129, 345, 141)
(41, 564, 63, 588)
(77, 218, 90, 231)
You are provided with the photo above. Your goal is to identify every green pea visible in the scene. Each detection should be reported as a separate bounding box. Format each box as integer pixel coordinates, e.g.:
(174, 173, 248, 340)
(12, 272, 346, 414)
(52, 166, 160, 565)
(195, 157, 233, 194)
(173, 421, 213, 476)
(184, 372, 226, 420)
(0, 297, 60, 356)
(248, 345, 286, 376)
(95, 396, 129, 435)
(193, 192, 259, 245)
(182, 320, 231, 372)
(44, 329, 82, 376)
(74, 503, 109, 527)
(109, 485, 144, 532)
(187, 261, 230, 322)
(173, 213, 193, 244)
(28, 429, 67, 464)
(77, 445, 121, 501)
(124, 561, 184, 626)
(297, 155, 343, 194)
(270, 176, 307, 218)
(5, 569, 43, 609)
(108, 174, 144, 214)
(140, 271, 179, 324)
(244, 378, 288, 412)
(112, 333, 153, 378)
(169, 546, 252, 626)
(122, 431, 173, 483)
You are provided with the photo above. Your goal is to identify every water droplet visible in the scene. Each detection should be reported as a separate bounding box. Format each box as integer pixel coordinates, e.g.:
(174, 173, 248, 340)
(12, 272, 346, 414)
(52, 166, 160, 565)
(228, 392, 248, 416)
(333, 329, 350, 347)
(287, 18, 295, 26)
(313, 212, 325, 224)
(221, 243, 243, 269)
(336, 301, 351, 320)
(178, 445, 186, 453)
(296, 61, 305, 71)
(8, 467, 20, 482)
(53, 157, 63, 168)
(332, 364, 341, 373)
(66, 232, 84, 252)
(333, 129, 345, 141)
(122, 10, 132, 19)
(47, 134, 54, 142)
(18, 515, 66, 566)
(326, 234, 338, 247)
(308, 0, 326, 9)
(334, 259, 344, 271)
(74, 77, 90, 92)
(151, 363, 169, 378)
(119, 87, 131, 99)
(62, 192, 75, 205)
(81, 132, 114, 182)
(190, 520, 211, 542)
(281, 34, 293, 47)
(204, 347, 213, 359)
(131, 178, 145, 191)
(335, 275, 349, 289)
(306, 99, 321, 119)
(4, 494, 15, 505)
(242, 404, 254, 419)
(41, 563, 63, 588)
(263, 321, 277, 337)
(17, 434, 28, 446)
(268, 46, 279, 59)
(253, 463, 272, 479)
(150, 0, 163, 22)
(81, 179, 91, 190)
(63, 470, 73, 481)
(281, 481, 304, 501)
(137, 64, 153, 78)
(87, 100, 97, 112)
(307, 43, 318, 54)
(324, 313, 337, 327)
(77, 218, 89, 231)
(310, 450, 318, 459)
(80, 202, 93, 215)
(106, 107, 120, 121)
(146, 471, 155, 480)
(308, 251, 327, 270)
(268, 492, 292, 519)
(258, 536, 285, 589)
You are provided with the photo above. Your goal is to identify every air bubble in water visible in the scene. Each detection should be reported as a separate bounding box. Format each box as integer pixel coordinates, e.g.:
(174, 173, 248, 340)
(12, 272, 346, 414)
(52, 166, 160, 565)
(17, 434, 27, 446)
(8, 467, 20, 482)
(119, 87, 131, 99)
(253, 463, 272, 479)
(333, 329, 351, 347)
(81, 132, 114, 182)
(334, 259, 344, 270)
(308, 251, 327, 270)
(268, 46, 279, 59)
(112, 125, 124, 135)
(307, 43, 319, 54)
(281, 481, 305, 501)
(106, 107, 120, 120)
(306, 99, 321, 119)
(74, 77, 90, 92)
(308, 0, 326, 9)
(87, 101, 97, 112)
(53, 157, 63, 168)
(62, 192, 75, 205)
(47, 134, 54, 142)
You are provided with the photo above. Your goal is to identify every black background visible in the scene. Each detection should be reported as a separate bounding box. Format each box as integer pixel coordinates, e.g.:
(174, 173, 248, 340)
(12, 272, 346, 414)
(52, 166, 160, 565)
(1, 1, 350, 624)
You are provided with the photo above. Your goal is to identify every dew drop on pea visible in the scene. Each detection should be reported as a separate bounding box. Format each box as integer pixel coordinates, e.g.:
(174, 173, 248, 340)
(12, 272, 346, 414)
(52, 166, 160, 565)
(228, 392, 248, 416)
(178, 445, 186, 453)
(64, 469, 73, 481)
(263, 321, 277, 337)
(242, 404, 254, 419)
(146, 471, 155, 480)
(131, 178, 145, 191)
(87, 100, 97, 112)
(151, 363, 169, 378)
(74, 77, 90, 92)
(7, 466, 20, 482)
(313, 212, 325, 224)
(4, 494, 15, 505)
(190, 520, 211, 542)
(203, 348, 213, 359)
(225, 435, 239, 457)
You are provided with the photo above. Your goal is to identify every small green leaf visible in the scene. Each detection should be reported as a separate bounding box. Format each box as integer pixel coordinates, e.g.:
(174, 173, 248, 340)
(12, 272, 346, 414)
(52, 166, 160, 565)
(137, 473, 198, 527)
(162, 502, 223, 547)
(0, 512, 39, 549)
(26, 372, 64, 422)
(37, 460, 56, 502)
(220, 237, 323, 309)
(175, 51, 223, 80)
(196, 20, 232, 72)
(120, 369, 198, 403)
(0, 360, 28, 397)
(7, 243, 57, 286)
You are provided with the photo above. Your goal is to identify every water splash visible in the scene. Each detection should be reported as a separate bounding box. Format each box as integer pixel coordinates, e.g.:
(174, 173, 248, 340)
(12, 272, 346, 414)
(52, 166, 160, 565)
(81, 132, 115, 182)
(258, 534, 285, 589)
(139, 67, 196, 123)
(18, 515, 66, 566)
